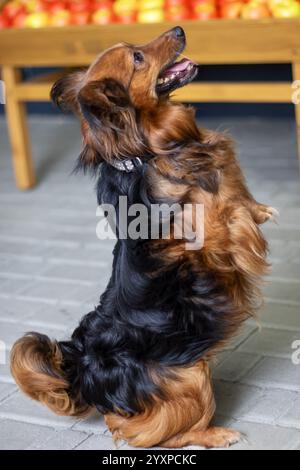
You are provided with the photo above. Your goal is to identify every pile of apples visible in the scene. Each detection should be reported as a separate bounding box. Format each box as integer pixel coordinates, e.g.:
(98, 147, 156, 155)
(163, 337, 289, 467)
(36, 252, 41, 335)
(218, 0, 300, 19)
(0, 0, 114, 27)
(0, 0, 299, 29)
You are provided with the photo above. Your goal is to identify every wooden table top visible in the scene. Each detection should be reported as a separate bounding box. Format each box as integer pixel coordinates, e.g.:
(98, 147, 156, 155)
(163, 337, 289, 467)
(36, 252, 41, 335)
(0, 19, 300, 67)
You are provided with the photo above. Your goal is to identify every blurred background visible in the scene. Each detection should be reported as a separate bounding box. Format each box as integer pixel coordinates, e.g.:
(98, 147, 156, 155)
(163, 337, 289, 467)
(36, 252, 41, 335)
(0, 0, 300, 451)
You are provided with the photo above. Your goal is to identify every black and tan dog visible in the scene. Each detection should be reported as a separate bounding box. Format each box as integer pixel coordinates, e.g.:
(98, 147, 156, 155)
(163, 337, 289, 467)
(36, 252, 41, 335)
(11, 27, 275, 448)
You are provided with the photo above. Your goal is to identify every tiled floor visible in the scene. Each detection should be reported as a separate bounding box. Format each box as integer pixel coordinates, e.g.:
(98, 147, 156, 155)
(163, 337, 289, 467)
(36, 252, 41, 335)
(0, 115, 299, 450)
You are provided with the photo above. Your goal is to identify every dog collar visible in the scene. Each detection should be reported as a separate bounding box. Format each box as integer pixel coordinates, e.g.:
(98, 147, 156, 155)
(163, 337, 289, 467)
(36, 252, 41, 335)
(110, 157, 143, 173)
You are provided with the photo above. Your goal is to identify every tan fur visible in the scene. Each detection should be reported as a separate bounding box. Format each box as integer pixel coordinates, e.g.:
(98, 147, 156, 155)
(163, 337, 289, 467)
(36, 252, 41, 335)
(10, 334, 90, 417)
(105, 360, 240, 448)
(145, 125, 270, 348)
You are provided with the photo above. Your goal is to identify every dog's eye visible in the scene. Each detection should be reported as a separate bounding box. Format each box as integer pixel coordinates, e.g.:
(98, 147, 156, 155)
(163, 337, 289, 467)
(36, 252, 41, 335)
(133, 51, 144, 65)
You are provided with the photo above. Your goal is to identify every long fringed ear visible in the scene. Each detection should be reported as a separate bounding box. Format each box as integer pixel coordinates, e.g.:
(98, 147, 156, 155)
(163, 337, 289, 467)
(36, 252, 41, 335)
(76, 78, 146, 171)
(10, 333, 89, 417)
(51, 71, 85, 112)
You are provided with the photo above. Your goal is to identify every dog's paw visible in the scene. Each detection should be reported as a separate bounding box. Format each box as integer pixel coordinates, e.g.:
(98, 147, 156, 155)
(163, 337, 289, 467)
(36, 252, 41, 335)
(265, 206, 279, 223)
(206, 427, 241, 449)
(254, 205, 279, 225)
(192, 427, 242, 449)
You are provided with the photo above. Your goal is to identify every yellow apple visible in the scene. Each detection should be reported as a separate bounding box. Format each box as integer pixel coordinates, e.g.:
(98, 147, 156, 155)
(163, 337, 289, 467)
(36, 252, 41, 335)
(268, 0, 284, 9)
(114, 0, 137, 15)
(272, 0, 300, 17)
(138, 0, 165, 10)
(25, 12, 49, 28)
(137, 9, 164, 22)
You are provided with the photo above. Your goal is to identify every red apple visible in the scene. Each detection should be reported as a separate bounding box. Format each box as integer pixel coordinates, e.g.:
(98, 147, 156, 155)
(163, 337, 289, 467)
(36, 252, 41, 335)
(116, 12, 137, 22)
(220, 1, 243, 17)
(69, 0, 92, 13)
(46, 1, 67, 14)
(71, 11, 91, 24)
(0, 13, 11, 29)
(50, 9, 72, 26)
(165, 4, 191, 20)
(91, 0, 107, 4)
(191, 0, 215, 7)
(92, 0, 114, 11)
(165, 0, 192, 6)
(217, 0, 247, 3)
(217, 0, 247, 8)
(2, 1, 26, 20)
(192, 0, 215, 3)
(193, 2, 218, 18)
(12, 11, 27, 27)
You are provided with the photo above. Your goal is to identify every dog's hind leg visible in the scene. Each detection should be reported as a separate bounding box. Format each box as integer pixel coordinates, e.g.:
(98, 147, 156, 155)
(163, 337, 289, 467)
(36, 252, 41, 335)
(105, 361, 241, 449)
(159, 367, 241, 449)
(160, 426, 241, 449)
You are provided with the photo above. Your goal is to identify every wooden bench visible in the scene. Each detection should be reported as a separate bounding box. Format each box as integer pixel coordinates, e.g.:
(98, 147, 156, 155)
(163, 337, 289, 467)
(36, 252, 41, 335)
(0, 19, 299, 190)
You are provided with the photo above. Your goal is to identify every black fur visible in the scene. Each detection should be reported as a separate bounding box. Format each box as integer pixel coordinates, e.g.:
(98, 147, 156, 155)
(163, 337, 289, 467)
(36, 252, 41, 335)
(59, 163, 237, 415)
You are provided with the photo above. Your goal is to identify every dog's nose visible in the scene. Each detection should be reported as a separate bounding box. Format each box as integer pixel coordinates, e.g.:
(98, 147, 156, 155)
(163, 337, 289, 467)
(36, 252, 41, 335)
(172, 26, 185, 39)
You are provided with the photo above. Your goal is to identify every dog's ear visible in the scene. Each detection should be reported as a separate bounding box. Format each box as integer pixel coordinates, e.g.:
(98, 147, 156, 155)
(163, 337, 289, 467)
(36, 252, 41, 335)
(51, 71, 85, 112)
(78, 78, 132, 129)
(76, 78, 145, 170)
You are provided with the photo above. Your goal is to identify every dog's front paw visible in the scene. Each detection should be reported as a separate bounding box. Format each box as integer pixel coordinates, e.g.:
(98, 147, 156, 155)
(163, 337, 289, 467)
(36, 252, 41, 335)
(264, 206, 279, 223)
(253, 205, 279, 225)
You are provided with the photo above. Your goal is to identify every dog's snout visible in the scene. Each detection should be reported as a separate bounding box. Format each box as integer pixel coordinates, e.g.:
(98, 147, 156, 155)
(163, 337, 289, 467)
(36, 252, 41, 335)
(172, 26, 185, 39)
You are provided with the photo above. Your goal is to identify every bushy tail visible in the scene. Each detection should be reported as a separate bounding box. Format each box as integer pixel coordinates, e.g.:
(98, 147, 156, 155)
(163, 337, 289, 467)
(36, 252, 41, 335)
(10, 332, 89, 417)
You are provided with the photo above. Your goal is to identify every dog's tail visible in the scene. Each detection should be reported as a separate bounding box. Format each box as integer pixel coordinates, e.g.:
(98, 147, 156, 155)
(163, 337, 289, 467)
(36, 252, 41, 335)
(10, 332, 89, 417)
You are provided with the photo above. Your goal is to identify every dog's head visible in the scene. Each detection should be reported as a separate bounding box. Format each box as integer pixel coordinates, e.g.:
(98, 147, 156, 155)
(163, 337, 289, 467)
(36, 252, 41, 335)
(51, 27, 198, 168)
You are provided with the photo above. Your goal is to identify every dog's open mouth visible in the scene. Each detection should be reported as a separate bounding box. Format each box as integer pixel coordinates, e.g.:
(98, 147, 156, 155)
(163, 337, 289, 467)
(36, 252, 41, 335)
(156, 58, 198, 95)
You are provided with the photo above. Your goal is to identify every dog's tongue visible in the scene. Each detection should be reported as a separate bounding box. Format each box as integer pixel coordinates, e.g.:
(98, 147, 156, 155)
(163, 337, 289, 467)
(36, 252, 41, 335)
(163, 58, 195, 76)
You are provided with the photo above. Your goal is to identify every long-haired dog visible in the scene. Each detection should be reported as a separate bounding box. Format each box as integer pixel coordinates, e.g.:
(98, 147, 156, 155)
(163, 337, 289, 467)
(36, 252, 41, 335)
(11, 27, 275, 448)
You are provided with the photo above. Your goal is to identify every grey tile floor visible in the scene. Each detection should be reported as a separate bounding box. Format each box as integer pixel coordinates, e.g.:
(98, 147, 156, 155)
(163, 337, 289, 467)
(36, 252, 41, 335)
(0, 115, 299, 450)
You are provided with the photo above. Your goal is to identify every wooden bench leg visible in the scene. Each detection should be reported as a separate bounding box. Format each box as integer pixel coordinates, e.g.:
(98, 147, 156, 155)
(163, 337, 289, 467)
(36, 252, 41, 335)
(2, 66, 36, 190)
(292, 62, 300, 168)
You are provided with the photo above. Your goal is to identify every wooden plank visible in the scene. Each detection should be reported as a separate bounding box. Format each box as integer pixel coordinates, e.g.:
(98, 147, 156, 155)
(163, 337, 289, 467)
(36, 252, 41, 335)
(175, 82, 292, 103)
(0, 19, 300, 67)
(27, 69, 74, 83)
(13, 69, 75, 101)
(15, 82, 58, 101)
(2, 66, 35, 189)
(14, 80, 292, 104)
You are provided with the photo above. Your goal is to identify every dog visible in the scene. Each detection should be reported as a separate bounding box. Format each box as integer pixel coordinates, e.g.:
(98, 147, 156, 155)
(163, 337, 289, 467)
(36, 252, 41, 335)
(11, 27, 275, 449)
